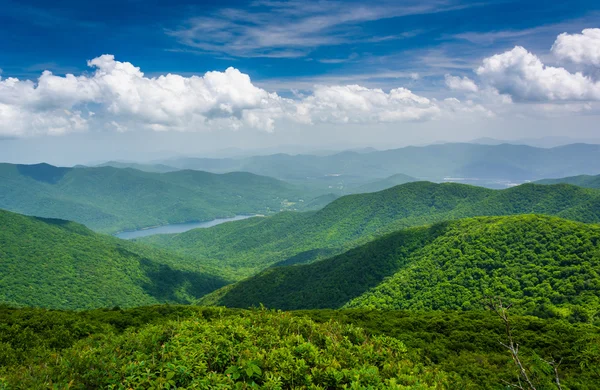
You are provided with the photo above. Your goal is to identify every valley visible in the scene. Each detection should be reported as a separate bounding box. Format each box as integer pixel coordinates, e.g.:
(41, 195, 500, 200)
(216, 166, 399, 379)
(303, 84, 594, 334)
(114, 214, 257, 239)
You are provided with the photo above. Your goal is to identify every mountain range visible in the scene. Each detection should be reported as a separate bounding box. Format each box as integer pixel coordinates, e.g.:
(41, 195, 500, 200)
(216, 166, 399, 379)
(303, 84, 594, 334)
(140, 181, 600, 280)
(0, 163, 309, 233)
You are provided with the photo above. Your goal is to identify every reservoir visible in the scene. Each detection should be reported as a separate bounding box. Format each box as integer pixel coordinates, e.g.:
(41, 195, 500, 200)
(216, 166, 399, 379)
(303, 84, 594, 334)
(115, 215, 255, 240)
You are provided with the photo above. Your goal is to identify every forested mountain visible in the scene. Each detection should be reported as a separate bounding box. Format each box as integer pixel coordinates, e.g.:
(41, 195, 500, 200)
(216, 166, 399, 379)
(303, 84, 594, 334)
(0, 209, 227, 309)
(200, 215, 600, 321)
(141, 182, 600, 279)
(162, 143, 600, 188)
(536, 174, 600, 189)
(0, 163, 308, 233)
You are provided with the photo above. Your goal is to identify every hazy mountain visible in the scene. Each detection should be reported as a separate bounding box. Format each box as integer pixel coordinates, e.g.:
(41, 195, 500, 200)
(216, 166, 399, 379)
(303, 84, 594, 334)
(96, 161, 180, 173)
(160, 143, 600, 191)
(535, 174, 600, 189)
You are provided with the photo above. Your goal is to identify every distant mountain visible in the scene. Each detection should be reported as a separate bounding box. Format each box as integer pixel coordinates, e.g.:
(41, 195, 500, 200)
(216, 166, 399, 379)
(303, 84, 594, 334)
(160, 143, 600, 190)
(96, 161, 180, 173)
(350, 173, 418, 193)
(470, 136, 600, 148)
(0, 163, 308, 233)
(536, 174, 600, 189)
(141, 181, 600, 280)
(0, 209, 227, 310)
(200, 215, 600, 321)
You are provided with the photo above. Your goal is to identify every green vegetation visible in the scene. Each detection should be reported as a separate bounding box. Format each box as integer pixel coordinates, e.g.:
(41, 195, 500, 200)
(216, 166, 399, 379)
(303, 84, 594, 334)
(536, 174, 600, 189)
(0, 307, 451, 389)
(1, 305, 598, 389)
(201, 215, 600, 323)
(142, 182, 600, 279)
(0, 209, 227, 310)
(0, 163, 310, 233)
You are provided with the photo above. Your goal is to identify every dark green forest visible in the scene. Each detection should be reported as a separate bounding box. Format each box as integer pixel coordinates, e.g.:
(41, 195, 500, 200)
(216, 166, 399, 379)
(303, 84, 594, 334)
(0, 209, 227, 310)
(141, 182, 600, 280)
(199, 215, 600, 322)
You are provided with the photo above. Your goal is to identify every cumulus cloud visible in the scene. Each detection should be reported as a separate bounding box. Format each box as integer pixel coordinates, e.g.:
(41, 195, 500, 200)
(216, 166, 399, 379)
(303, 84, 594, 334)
(444, 74, 479, 92)
(0, 54, 491, 137)
(476, 46, 600, 101)
(294, 85, 441, 123)
(552, 28, 600, 66)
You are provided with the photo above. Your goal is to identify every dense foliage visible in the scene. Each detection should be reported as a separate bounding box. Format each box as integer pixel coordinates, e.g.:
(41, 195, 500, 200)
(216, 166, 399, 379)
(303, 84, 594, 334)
(0, 307, 451, 389)
(0, 209, 227, 309)
(0, 305, 598, 389)
(536, 174, 600, 189)
(0, 163, 310, 233)
(142, 182, 600, 280)
(202, 215, 600, 323)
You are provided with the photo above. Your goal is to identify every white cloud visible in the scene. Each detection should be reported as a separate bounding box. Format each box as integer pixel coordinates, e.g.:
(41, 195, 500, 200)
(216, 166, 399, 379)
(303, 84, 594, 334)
(0, 54, 493, 137)
(294, 85, 441, 124)
(444, 74, 479, 92)
(552, 28, 600, 66)
(0, 55, 287, 136)
(476, 46, 600, 101)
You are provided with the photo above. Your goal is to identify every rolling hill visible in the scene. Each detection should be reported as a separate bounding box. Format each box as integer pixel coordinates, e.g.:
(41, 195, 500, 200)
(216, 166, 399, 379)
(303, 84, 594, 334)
(0, 208, 227, 310)
(0, 163, 309, 233)
(536, 174, 600, 189)
(141, 182, 600, 279)
(200, 215, 600, 321)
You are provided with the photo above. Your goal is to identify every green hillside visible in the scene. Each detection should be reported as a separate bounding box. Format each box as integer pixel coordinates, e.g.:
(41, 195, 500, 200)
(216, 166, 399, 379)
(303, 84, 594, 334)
(536, 174, 600, 189)
(0, 163, 308, 233)
(200, 215, 600, 321)
(141, 182, 600, 279)
(0, 209, 227, 310)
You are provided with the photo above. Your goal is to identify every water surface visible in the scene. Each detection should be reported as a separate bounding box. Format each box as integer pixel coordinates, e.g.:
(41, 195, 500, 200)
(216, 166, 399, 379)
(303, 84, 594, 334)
(115, 215, 254, 239)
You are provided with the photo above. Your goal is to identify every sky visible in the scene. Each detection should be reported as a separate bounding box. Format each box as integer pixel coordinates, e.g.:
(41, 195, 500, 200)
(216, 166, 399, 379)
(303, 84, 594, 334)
(1, 0, 600, 164)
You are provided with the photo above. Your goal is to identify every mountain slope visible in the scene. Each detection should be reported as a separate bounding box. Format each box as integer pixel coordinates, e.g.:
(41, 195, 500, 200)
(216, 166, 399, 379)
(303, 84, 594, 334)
(141, 182, 600, 279)
(0, 163, 306, 233)
(201, 215, 600, 320)
(536, 174, 600, 189)
(0, 209, 227, 310)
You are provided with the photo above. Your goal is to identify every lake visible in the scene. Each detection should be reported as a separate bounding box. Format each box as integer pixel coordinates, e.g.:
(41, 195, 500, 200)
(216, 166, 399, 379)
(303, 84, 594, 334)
(115, 215, 255, 240)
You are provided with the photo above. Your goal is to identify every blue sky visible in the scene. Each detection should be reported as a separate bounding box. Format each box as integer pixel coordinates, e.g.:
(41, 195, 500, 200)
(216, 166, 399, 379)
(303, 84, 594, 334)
(1, 0, 600, 164)
(1, 0, 597, 86)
